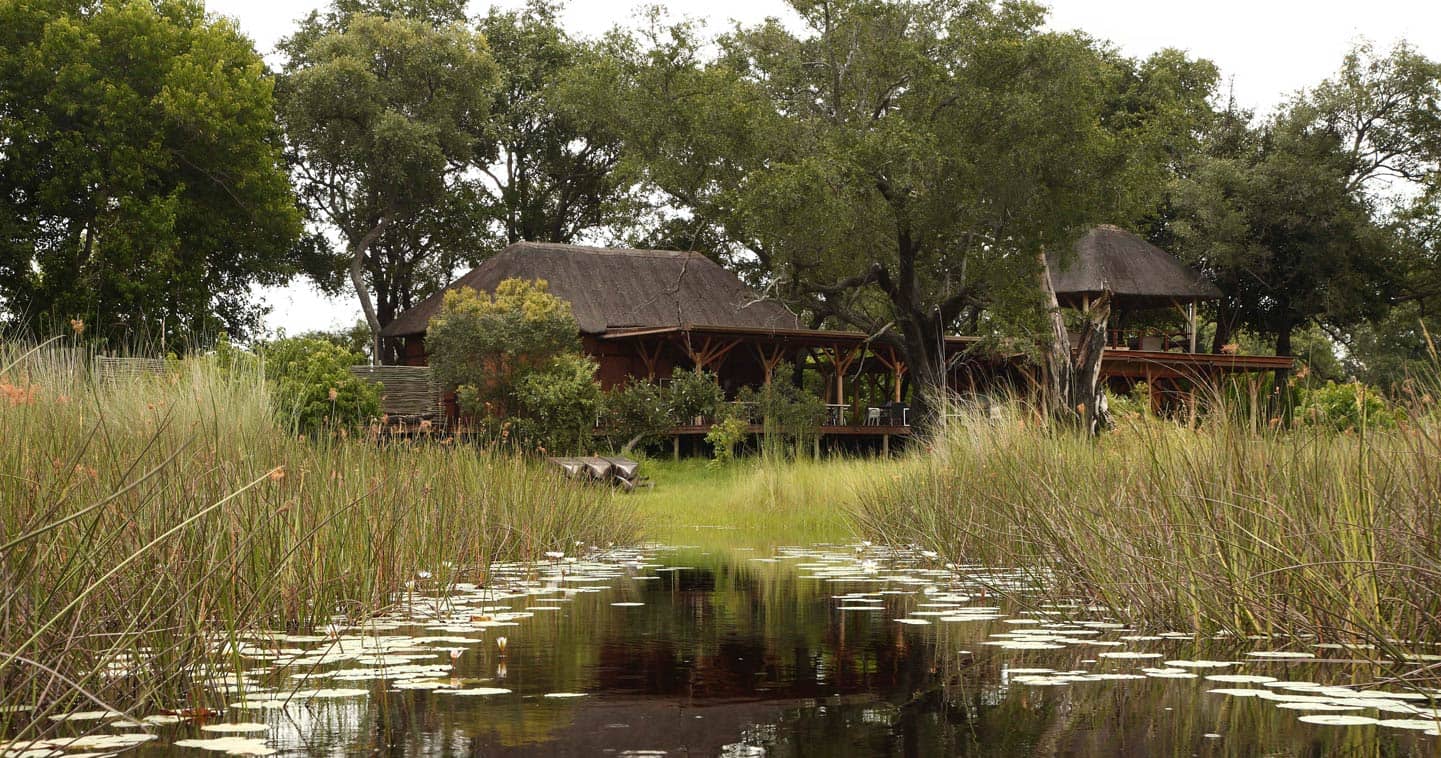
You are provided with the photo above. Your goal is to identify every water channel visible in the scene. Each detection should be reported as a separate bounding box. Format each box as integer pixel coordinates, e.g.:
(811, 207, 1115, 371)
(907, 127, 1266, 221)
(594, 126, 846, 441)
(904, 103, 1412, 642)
(23, 540, 1441, 756)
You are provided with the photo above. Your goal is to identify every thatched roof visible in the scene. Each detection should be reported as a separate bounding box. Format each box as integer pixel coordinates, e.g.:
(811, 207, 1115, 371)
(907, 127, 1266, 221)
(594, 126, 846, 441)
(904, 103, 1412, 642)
(1048, 225, 1221, 308)
(381, 242, 800, 338)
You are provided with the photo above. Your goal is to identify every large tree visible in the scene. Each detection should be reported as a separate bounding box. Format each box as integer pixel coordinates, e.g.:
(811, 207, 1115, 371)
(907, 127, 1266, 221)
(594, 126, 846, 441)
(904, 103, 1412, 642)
(570, 0, 1216, 423)
(0, 0, 301, 343)
(475, 1, 637, 245)
(1166, 43, 1440, 359)
(278, 0, 496, 359)
(288, 1, 637, 352)
(1169, 106, 1399, 357)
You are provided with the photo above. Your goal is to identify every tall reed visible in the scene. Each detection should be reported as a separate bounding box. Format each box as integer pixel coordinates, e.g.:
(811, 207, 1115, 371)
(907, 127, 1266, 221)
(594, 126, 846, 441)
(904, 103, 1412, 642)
(856, 393, 1441, 680)
(0, 342, 635, 734)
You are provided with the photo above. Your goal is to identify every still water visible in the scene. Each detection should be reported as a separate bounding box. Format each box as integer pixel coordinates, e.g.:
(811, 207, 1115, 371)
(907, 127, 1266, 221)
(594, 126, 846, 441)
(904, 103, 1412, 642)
(28, 544, 1441, 756)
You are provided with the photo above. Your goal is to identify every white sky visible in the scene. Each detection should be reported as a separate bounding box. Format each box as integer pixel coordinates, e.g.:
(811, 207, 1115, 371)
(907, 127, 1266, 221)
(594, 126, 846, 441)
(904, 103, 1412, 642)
(215, 0, 1441, 336)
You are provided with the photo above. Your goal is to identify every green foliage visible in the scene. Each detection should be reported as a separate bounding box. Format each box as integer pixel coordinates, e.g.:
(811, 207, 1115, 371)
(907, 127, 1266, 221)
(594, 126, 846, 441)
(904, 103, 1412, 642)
(427, 278, 579, 416)
(570, 0, 1218, 416)
(513, 352, 604, 454)
(427, 278, 599, 452)
(0, 0, 301, 343)
(294, 321, 376, 362)
(209, 332, 261, 378)
(476, 1, 637, 244)
(1106, 382, 1151, 420)
(1163, 42, 1441, 358)
(1167, 104, 1398, 355)
(603, 378, 673, 453)
(705, 414, 749, 466)
(735, 375, 826, 458)
(1298, 380, 1402, 432)
(278, 2, 497, 350)
(259, 336, 380, 433)
(666, 368, 724, 424)
(1346, 304, 1441, 393)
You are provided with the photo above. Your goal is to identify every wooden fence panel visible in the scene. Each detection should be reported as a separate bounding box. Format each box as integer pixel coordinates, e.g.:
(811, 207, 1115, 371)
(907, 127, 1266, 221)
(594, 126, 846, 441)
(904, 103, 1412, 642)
(348, 365, 443, 419)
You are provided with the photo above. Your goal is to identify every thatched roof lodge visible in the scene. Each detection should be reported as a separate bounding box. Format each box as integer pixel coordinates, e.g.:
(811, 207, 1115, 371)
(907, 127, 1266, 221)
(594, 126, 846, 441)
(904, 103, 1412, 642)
(382, 234, 1290, 438)
(1049, 225, 1222, 310)
(383, 242, 801, 339)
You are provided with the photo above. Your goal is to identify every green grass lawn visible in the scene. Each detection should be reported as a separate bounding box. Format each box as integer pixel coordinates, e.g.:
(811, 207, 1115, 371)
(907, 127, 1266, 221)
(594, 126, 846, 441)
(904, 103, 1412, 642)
(626, 455, 900, 549)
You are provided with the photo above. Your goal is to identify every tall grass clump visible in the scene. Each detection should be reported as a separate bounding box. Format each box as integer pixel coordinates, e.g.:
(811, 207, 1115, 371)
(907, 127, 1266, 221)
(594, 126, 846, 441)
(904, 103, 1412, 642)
(856, 387, 1441, 673)
(0, 340, 634, 734)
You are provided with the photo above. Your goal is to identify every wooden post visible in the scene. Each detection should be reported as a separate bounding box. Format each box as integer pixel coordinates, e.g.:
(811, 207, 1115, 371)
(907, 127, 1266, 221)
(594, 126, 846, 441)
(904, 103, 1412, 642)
(882, 433, 890, 456)
(873, 348, 908, 403)
(826, 346, 861, 407)
(756, 343, 786, 385)
(636, 340, 665, 380)
(683, 335, 741, 372)
(672, 435, 680, 461)
(1187, 301, 1198, 354)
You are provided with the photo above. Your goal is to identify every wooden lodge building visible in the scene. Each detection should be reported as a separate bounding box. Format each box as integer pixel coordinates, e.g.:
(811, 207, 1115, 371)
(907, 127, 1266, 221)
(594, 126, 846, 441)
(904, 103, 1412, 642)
(380, 229, 1291, 448)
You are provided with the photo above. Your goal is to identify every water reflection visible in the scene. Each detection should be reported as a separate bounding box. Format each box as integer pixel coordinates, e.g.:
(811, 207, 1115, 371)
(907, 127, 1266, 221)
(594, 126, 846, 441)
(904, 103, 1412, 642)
(44, 545, 1439, 756)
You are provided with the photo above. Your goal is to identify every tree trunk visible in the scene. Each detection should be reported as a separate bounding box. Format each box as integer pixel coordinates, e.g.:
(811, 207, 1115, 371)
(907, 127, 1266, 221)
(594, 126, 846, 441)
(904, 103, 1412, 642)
(1211, 305, 1234, 354)
(898, 319, 947, 433)
(1071, 293, 1112, 435)
(1038, 250, 1111, 434)
(620, 432, 648, 456)
(1275, 324, 1293, 357)
(1271, 320, 1295, 424)
(1038, 250, 1075, 423)
(349, 216, 391, 364)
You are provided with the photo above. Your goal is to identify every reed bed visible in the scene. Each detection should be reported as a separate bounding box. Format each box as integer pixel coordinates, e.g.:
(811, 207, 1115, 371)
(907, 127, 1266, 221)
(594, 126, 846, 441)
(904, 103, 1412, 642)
(0, 342, 635, 733)
(856, 398, 1441, 676)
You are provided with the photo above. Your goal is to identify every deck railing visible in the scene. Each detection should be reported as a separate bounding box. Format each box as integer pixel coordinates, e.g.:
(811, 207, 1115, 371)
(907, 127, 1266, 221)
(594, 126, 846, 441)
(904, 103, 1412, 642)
(691, 401, 910, 428)
(1097, 328, 1196, 353)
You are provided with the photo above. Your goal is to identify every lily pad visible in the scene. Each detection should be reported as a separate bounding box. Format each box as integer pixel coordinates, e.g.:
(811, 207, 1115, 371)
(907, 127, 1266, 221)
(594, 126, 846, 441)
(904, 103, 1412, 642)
(174, 736, 276, 755)
(1297, 714, 1379, 725)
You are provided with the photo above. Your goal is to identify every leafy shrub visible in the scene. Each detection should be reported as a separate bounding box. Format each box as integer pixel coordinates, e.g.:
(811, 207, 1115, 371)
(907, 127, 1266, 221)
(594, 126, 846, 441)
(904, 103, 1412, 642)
(260, 336, 379, 433)
(513, 353, 604, 454)
(1299, 380, 1402, 432)
(1107, 381, 1151, 419)
(667, 367, 724, 425)
(603, 378, 673, 453)
(735, 374, 825, 457)
(210, 332, 260, 376)
(705, 413, 750, 466)
(427, 279, 603, 452)
(427, 279, 580, 417)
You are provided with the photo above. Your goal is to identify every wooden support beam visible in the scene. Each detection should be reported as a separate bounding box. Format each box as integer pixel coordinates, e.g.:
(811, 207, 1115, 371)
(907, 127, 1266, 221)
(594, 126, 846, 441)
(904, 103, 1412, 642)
(683, 336, 742, 372)
(635, 340, 665, 380)
(755, 343, 786, 385)
(872, 347, 909, 403)
(1187, 301, 1198, 354)
(825, 346, 861, 405)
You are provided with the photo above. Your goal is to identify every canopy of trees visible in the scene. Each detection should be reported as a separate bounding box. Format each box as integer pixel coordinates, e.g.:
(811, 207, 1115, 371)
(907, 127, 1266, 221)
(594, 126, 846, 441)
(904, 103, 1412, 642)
(566, 0, 1218, 420)
(1164, 43, 1441, 360)
(2, 0, 1439, 407)
(278, 0, 497, 359)
(0, 0, 301, 343)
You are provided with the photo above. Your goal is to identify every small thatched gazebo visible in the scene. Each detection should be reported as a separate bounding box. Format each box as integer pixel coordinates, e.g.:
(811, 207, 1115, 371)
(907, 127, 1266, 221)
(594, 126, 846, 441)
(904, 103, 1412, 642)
(1047, 225, 1221, 353)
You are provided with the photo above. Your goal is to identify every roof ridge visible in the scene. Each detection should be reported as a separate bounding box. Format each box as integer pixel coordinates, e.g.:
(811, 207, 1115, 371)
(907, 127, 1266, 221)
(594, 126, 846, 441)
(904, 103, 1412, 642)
(507, 241, 697, 258)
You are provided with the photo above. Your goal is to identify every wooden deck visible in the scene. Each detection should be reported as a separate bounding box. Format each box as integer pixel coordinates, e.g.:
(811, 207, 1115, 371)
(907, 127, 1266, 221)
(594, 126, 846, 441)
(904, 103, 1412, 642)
(669, 423, 913, 437)
(1099, 349, 1295, 380)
